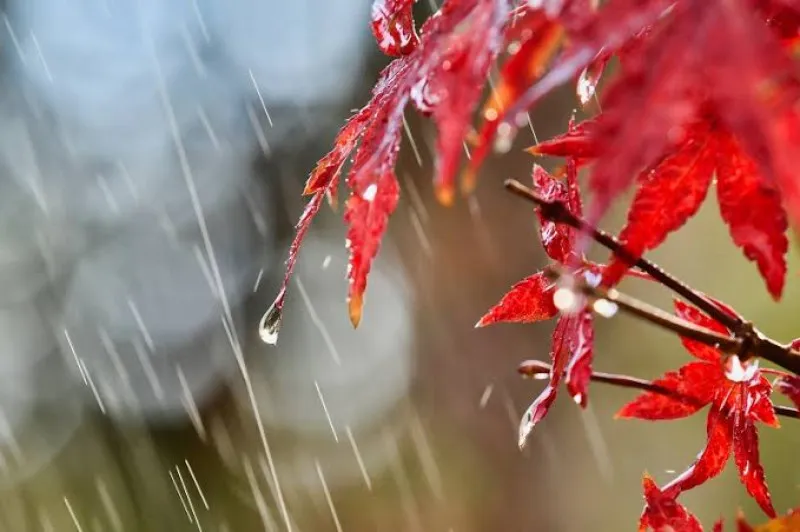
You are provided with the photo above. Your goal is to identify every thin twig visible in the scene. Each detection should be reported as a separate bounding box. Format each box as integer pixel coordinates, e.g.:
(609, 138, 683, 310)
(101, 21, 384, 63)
(504, 178, 800, 376)
(503, 178, 741, 331)
(544, 266, 800, 376)
(543, 266, 742, 353)
(518, 360, 800, 420)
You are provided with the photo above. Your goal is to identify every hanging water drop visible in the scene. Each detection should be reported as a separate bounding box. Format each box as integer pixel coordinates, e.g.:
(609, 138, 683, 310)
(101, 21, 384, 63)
(258, 300, 283, 345)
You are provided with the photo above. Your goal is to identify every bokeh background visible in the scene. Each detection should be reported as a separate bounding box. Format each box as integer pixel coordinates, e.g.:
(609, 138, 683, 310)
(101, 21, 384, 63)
(0, 1, 798, 530)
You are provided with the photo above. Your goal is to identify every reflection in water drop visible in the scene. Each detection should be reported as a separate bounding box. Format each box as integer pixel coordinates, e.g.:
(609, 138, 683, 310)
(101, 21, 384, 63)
(258, 302, 282, 345)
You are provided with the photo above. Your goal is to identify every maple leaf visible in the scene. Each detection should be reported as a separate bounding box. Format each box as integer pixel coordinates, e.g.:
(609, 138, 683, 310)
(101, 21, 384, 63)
(491, 1, 800, 278)
(639, 474, 703, 532)
(536, 112, 790, 298)
(491, 0, 676, 141)
(526, 116, 601, 160)
(618, 300, 779, 517)
(465, 5, 564, 191)
(273, 0, 509, 328)
(553, 1, 799, 277)
(750, 507, 800, 531)
(478, 162, 601, 446)
(370, 0, 419, 57)
(709, 507, 800, 532)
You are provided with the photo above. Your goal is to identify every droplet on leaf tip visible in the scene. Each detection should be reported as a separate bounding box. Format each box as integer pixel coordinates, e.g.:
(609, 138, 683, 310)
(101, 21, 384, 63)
(363, 183, 378, 202)
(258, 301, 283, 345)
(577, 68, 594, 106)
(572, 393, 583, 405)
(518, 413, 534, 450)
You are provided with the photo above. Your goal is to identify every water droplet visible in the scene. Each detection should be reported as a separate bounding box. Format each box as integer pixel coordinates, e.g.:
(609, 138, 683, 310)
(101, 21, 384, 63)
(724, 355, 759, 382)
(518, 411, 534, 450)
(363, 183, 378, 202)
(494, 122, 513, 153)
(593, 298, 618, 318)
(582, 269, 602, 287)
(573, 393, 583, 405)
(258, 301, 282, 345)
(322, 255, 332, 269)
(553, 287, 578, 312)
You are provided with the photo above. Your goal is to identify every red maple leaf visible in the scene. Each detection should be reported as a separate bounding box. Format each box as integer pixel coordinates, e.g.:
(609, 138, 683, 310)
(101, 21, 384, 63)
(639, 474, 703, 532)
(370, 0, 419, 57)
(494, 1, 800, 274)
(618, 300, 779, 517)
(466, 5, 565, 190)
(547, 1, 798, 275)
(612, 117, 788, 297)
(532, 110, 790, 299)
(477, 161, 602, 446)
(271, 0, 509, 328)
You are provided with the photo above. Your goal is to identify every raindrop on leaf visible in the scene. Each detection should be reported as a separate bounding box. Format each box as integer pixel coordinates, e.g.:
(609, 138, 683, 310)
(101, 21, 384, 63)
(259, 300, 283, 345)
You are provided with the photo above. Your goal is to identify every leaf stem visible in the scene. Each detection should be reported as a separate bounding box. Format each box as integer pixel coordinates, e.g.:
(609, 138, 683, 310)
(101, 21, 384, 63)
(518, 360, 800, 420)
(543, 266, 800, 376)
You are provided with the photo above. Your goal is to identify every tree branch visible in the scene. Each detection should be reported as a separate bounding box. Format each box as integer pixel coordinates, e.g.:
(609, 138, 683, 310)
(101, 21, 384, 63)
(505, 178, 800, 376)
(517, 359, 800, 420)
(544, 266, 800, 376)
(543, 266, 743, 354)
(503, 178, 741, 331)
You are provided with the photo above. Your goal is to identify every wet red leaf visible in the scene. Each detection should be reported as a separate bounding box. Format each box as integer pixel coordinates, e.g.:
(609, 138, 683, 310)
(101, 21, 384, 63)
(475, 271, 558, 327)
(481, 163, 605, 442)
(564, 310, 594, 407)
(370, 0, 419, 56)
(602, 121, 717, 286)
(278, 0, 510, 326)
(714, 131, 788, 299)
(467, 9, 564, 190)
(526, 117, 602, 160)
(577, 51, 611, 107)
(618, 300, 778, 517)
(639, 474, 703, 532)
(546, 114, 790, 297)
(518, 312, 581, 448)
